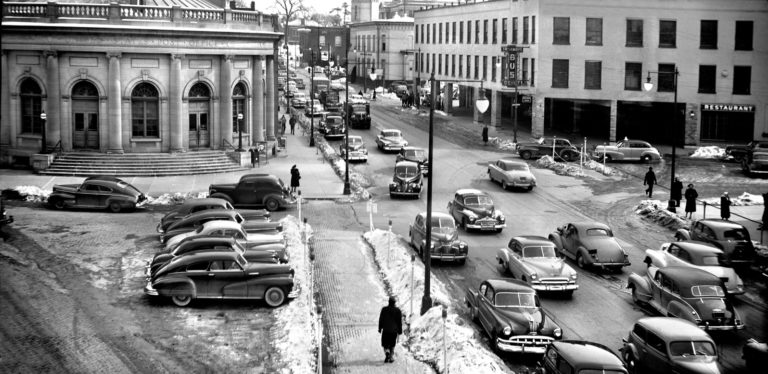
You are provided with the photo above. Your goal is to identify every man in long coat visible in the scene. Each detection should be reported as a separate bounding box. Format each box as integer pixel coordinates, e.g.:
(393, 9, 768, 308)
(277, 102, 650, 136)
(378, 297, 403, 363)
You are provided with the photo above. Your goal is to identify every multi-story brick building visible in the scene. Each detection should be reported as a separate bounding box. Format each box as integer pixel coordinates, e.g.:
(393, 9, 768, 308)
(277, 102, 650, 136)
(415, 0, 767, 144)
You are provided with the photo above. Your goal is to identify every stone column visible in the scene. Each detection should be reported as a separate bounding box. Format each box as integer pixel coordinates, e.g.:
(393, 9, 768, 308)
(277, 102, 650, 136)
(490, 90, 502, 127)
(531, 95, 545, 138)
(220, 55, 234, 148)
(253, 55, 265, 142)
(265, 55, 276, 140)
(170, 54, 184, 152)
(106, 52, 124, 153)
(444, 83, 453, 113)
(1, 51, 10, 149)
(44, 51, 61, 150)
(609, 100, 617, 142)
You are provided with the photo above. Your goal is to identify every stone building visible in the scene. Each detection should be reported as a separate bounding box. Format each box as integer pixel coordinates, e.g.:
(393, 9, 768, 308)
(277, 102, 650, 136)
(1, 0, 282, 165)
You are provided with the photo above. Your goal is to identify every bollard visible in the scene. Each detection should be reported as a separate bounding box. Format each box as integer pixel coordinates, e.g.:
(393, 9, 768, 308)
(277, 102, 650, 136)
(702, 201, 707, 219)
(297, 190, 302, 226)
(388, 219, 393, 266)
(552, 135, 557, 160)
(442, 306, 448, 374)
(316, 304, 323, 374)
(410, 253, 415, 324)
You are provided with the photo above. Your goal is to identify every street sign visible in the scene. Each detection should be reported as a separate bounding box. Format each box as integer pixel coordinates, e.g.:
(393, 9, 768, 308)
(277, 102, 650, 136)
(521, 95, 532, 103)
(320, 51, 329, 61)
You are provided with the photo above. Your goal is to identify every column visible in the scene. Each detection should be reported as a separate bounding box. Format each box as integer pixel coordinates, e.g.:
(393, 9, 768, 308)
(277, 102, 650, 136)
(107, 52, 124, 153)
(490, 90, 502, 127)
(531, 95, 545, 138)
(609, 99, 617, 142)
(472, 85, 482, 126)
(44, 51, 61, 150)
(253, 55, 265, 142)
(265, 55, 276, 140)
(170, 54, 184, 152)
(444, 83, 453, 113)
(1, 51, 10, 149)
(220, 55, 234, 148)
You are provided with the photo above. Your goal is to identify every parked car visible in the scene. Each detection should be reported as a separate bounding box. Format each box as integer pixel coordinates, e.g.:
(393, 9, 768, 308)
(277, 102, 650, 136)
(592, 139, 661, 162)
(164, 220, 285, 253)
(156, 198, 269, 234)
(159, 209, 282, 244)
(741, 141, 768, 176)
(743, 338, 768, 373)
(723, 140, 768, 162)
(536, 340, 627, 374)
(318, 114, 345, 139)
(0, 198, 13, 239)
(643, 241, 744, 295)
(339, 135, 368, 162)
(516, 137, 580, 162)
(293, 78, 305, 89)
(487, 158, 536, 191)
(209, 174, 296, 211)
(389, 80, 409, 97)
(620, 317, 721, 374)
(408, 211, 468, 264)
(346, 100, 371, 129)
(47, 176, 146, 213)
(548, 222, 630, 272)
(395, 146, 429, 176)
(674, 219, 756, 266)
(291, 92, 307, 109)
(496, 236, 578, 295)
(144, 251, 298, 307)
(627, 266, 745, 331)
(465, 279, 563, 353)
(305, 99, 325, 117)
(376, 129, 409, 152)
(389, 161, 423, 198)
(447, 189, 505, 232)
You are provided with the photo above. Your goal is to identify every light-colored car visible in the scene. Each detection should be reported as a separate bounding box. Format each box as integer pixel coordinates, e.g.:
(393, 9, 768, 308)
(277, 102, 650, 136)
(496, 236, 578, 295)
(291, 92, 307, 108)
(408, 211, 468, 264)
(305, 99, 325, 117)
(487, 159, 537, 191)
(643, 241, 744, 295)
(376, 129, 409, 152)
(593, 139, 661, 162)
(339, 135, 368, 162)
(164, 220, 284, 252)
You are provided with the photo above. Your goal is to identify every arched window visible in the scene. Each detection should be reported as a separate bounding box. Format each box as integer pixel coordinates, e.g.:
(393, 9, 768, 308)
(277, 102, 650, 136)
(131, 83, 159, 137)
(189, 83, 210, 98)
(72, 81, 98, 98)
(232, 82, 247, 133)
(20, 78, 43, 134)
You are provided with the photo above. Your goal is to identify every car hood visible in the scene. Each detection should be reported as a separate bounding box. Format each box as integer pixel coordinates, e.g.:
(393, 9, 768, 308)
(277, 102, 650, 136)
(496, 307, 545, 332)
(381, 136, 405, 144)
(464, 205, 496, 219)
(673, 358, 721, 374)
(394, 175, 421, 184)
(523, 258, 574, 277)
(431, 231, 458, 243)
(595, 145, 618, 151)
(345, 144, 366, 151)
(245, 232, 285, 245)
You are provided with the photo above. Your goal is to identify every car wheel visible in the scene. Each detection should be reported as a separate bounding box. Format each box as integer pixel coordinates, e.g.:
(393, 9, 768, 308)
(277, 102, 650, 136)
(561, 152, 572, 162)
(171, 295, 192, 307)
(52, 199, 66, 210)
(641, 155, 652, 162)
(630, 286, 642, 305)
(265, 197, 280, 212)
(674, 234, 684, 242)
(601, 154, 612, 162)
(470, 306, 478, 322)
(520, 151, 533, 160)
(624, 351, 636, 373)
(108, 202, 122, 213)
(264, 286, 286, 307)
(576, 254, 587, 269)
(501, 180, 509, 190)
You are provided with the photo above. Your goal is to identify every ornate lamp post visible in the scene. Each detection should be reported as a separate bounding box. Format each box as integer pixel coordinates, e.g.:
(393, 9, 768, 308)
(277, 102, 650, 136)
(236, 112, 244, 151)
(643, 67, 679, 212)
(343, 26, 351, 195)
(39, 111, 47, 154)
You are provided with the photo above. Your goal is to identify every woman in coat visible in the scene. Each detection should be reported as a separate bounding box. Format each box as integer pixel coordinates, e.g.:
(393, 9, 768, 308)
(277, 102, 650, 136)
(684, 184, 699, 219)
(720, 192, 732, 220)
(290, 165, 300, 193)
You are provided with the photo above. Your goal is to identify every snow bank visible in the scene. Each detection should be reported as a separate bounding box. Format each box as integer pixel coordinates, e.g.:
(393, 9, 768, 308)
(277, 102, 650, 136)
(314, 137, 371, 201)
(635, 200, 688, 230)
(700, 192, 764, 207)
(489, 137, 517, 151)
(12, 185, 50, 202)
(535, 156, 616, 177)
(689, 146, 726, 159)
(363, 230, 511, 373)
(7, 185, 211, 207)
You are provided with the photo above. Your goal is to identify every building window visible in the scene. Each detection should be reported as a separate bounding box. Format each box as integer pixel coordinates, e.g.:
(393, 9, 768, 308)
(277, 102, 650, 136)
(459, 21, 464, 43)
(522, 57, 529, 84)
(552, 59, 568, 88)
(483, 56, 488, 80)
(20, 78, 43, 134)
(585, 61, 601, 89)
(532, 16, 536, 43)
(523, 17, 529, 44)
(733, 66, 751, 94)
(131, 82, 159, 137)
(474, 55, 479, 79)
(232, 82, 246, 133)
(459, 55, 463, 77)
(452, 55, 456, 77)
(438, 54, 442, 74)
(502, 18, 508, 44)
(700, 20, 717, 49)
(466, 54, 471, 77)
(483, 20, 489, 44)
(432, 54, 435, 73)
(492, 56, 497, 81)
(426, 25, 430, 44)
(553, 17, 570, 45)
(657, 64, 676, 92)
(531, 58, 535, 86)
(445, 54, 449, 76)
(512, 18, 518, 44)
(624, 62, 642, 90)
(452, 22, 456, 43)
(735, 21, 753, 50)
(432, 23, 436, 44)
(420, 25, 424, 43)
(626, 19, 643, 47)
(475, 20, 480, 43)
(659, 20, 676, 48)
(586, 18, 602, 45)
(446, 22, 450, 44)
(698, 65, 716, 93)
(467, 21, 471, 44)
(492, 19, 498, 44)
(420, 53, 424, 73)
(426, 53, 430, 72)
(439, 23, 443, 44)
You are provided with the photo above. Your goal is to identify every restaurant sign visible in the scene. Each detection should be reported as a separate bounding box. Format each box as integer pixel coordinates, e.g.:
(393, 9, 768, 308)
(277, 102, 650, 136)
(701, 103, 755, 112)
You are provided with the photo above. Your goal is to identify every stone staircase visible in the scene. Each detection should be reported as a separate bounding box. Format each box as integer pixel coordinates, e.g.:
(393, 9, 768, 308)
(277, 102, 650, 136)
(38, 150, 246, 177)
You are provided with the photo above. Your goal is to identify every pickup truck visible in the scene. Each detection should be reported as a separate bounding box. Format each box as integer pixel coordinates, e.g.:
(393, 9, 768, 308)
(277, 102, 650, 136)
(208, 174, 296, 211)
(516, 137, 580, 162)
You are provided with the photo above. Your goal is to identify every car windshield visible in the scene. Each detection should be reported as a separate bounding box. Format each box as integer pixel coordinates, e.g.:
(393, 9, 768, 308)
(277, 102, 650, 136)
(430, 216, 456, 234)
(327, 117, 342, 125)
(669, 341, 716, 357)
(690, 285, 726, 297)
(464, 195, 493, 206)
(616, 141, 627, 148)
(351, 103, 367, 112)
(504, 163, 529, 171)
(586, 228, 611, 237)
(523, 246, 557, 258)
(294, 93, 305, 99)
(396, 165, 420, 178)
(495, 292, 538, 308)
(405, 150, 425, 158)
(700, 255, 725, 266)
(349, 137, 363, 146)
(383, 131, 401, 138)
(722, 228, 749, 240)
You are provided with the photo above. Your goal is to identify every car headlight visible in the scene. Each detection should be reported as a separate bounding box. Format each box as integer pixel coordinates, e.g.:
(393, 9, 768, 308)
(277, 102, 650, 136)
(530, 273, 538, 280)
(502, 326, 512, 336)
(459, 242, 467, 249)
(570, 273, 578, 280)
(554, 328, 562, 338)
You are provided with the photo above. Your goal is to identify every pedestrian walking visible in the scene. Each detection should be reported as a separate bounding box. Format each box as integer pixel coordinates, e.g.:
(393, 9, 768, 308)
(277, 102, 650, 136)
(378, 297, 403, 363)
(289, 116, 296, 135)
(684, 184, 699, 219)
(280, 116, 287, 136)
(643, 167, 657, 198)
(720, 192, 732, 220)
(249, 147, 257, 168)
(671, 177, 684, 207)
(290, 165, 301, 193)
(482, 125, 489, 146)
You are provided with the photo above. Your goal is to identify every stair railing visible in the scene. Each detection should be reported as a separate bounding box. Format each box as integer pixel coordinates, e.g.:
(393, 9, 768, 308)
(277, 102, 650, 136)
(222, 138, 235, 151)
(49, 140, 62, 157)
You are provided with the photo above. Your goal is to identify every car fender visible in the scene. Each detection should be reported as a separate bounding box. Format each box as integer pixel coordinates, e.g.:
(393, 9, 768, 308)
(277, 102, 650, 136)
(209, 193, 234, 204)
(621, 341, 640, 364)
(153, 277, 197, 298)
(496, 247, 512, 267)
(548, 233, 564, 251)
(666, 301, 697, 322)
(627, 273, 652, 300)
(105, 196, 133, 207)
(675, 229, 692, 241)
(641, 151, 659, 160)
(49, 190, 77, 200)
(644, 249, 667, 268)
(576, 247, 593, 263)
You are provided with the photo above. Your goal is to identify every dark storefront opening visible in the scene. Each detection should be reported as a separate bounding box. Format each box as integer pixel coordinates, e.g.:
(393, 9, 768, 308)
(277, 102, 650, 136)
(616, 101, 685, 144)
(544, 98, 610, 138)
(700, 109, 754, 142)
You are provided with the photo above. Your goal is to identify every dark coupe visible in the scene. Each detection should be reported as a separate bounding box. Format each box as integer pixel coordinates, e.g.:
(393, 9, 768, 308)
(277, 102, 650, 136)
(156, 197, 269, 234)
(389, 161, 423, 198)
(447, 189, 505, 232)
(548, 222, 630, 272)
(47, 176, 146, 213)
(675, 219, 757, 266)
(395, 146, 429, 176)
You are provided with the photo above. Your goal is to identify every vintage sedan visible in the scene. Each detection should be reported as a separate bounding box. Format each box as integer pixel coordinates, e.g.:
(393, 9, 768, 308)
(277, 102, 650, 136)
(408, 212, 468, 264)
(395, 146, 429, 175)
(157, 197, 269, 234)
(496, 236, 578, 295)
(144, 251, 298, 307)
(593, 139, 661, 162)
(644, 241, 744, 295)
(627, 266, 745, 331)
(389, 161, 423, 198)
(465, 279, 563, 354)
(160, 209, 282, 244)
(548, 222, 630, 272)
(375, 129, 409, 152)
(291, 92, 307, 109)
(339, 135, 368, 162)
(319, 114, 345, 139)
(164, 220, 285, 252)
(487, 159, 536, 191)
(538, 340, 627, 374)
(675, 219, 756, 266)
(621, 317, 722, 374)
(447, 189, 505, 232)
(305, 99, 325, 117)
(516, 137, 580, 162)
(47, 176, 146, 213)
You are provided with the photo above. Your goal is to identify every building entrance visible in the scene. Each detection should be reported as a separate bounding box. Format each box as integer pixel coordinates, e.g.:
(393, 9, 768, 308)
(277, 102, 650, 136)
(71, 81, 99, 149)
(188, 83, 211, 149)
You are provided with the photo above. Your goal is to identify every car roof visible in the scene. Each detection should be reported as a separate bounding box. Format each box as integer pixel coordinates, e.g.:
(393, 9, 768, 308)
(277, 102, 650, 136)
(512, 236, 554, 247)
(177, 236, 237, 248)
(178, 209, 238, 221)
(670, 241, 723, 255)
(396, 161, 420, 168)
(165, 250, 241, 269)
(84, 175, 125, 183)
(484, 278, 535, 293)
(636, 317, 714, 341)
(497, 159, 527, 167)
(382, 129, 401, 134)
(658, 266, 722, 286)
(552, 340, 625, 369)
(455, 188, 487, 196)
(570, 221, 611, 231)
(348, 135, 363, 140)
(202, 220, 242, 230)
(402, 146, 424, 151)
(696, 219, 747, 231)
(418, 211, 452, 220)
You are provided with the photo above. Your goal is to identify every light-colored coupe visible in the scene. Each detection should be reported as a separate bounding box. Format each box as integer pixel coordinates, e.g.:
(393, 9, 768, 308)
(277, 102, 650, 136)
(164, 220, 284, 252)
(487, 159, 537, 191)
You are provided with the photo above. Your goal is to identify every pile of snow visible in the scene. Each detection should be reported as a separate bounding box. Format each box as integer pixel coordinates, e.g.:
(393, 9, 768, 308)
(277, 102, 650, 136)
(12, 185, 50, 202)
(144, 192, 208, 206)
(535, 156, 584, 177)
(489, 137, 517, 151)
(635, 200, 689, 230)
(700, 192, 764, 207)
(581, 158, 617, 176)
(314, 135, 371, 201)
(689, 146, 726, 159)
(363, 230, 510, 373)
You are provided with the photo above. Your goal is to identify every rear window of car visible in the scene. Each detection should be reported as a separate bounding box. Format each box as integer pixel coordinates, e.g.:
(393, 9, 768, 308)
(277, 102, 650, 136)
(669, 341, 716, 357)
(700, 255, 724, 266)
(690, 285, 725, 297)
(586, 228, 611, 236)
(504, 163, 529, 171)
(722, 228, 748, 240)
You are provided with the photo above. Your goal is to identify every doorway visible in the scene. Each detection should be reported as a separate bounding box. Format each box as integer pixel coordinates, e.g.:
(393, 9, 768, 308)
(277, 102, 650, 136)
(188, 83, 211, 149)
(72, 81, 99, 149)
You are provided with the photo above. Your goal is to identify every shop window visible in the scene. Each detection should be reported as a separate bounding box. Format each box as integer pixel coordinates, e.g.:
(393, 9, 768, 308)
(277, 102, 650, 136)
(522, 58, 529, 84)
(624, 62, 642, 91)
(698, 65, 716, 93)
(131, 82, 159, 138)
(552, 59, 569, 88)
(659, 20, 676, 48)
(586, 18, 602, 46)
(585, 61, 602, 89)
(735, 21, 753, 51)
(626, 19, 643, 47)
(733, 66, 751, 95)
(700, 20, 718, 49)
(19, 78, 43, 134)
(553, 17, 570, 45)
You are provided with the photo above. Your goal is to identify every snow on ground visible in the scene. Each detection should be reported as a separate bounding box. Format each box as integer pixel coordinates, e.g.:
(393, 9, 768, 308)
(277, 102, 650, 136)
(314, 137, 371, 201)
(535, 155, 616, 177)
(488, 137, 517, 152)
(364, 230, 511, 374)
(700, 192, 764, 207)
(634, 199, 689, 231)
(690, 146, 726, 159)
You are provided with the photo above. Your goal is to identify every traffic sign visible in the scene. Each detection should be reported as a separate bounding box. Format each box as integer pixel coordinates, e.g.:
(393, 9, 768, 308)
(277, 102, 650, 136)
(321, 51, 329, 61)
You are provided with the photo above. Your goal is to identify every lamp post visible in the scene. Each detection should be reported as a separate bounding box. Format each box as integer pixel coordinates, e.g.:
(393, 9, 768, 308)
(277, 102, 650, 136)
(39, 111, 47, 154)
(643, 67, 679, 212)
(310, 49, 315, 147)
(420, 75, 489, 315)
(343, 28, 351, 195)
(236, 112, 244, 151)
(415, 48, 421, 108)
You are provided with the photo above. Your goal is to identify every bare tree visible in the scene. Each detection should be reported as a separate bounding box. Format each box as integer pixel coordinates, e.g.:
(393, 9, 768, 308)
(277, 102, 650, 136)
(330, 2, 350, 25)
(274, 0, 308, 34)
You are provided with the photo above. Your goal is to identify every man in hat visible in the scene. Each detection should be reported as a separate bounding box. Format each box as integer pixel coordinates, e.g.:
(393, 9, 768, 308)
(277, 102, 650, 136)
(378, 297, 403, 363)
(643, 167, 657, 198)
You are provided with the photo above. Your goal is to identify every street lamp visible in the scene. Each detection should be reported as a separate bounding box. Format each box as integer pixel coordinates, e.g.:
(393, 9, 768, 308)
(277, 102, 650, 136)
(643, 67, 679, 212)
(297, 28, 315, 147)
(414, 48, 421, 108)
(39, 111, 47, 154)
(369, 72, 377, 98)
(421, 74, 489, 315)
(236, 112, 244, 151)
(343, 27, 351, 195)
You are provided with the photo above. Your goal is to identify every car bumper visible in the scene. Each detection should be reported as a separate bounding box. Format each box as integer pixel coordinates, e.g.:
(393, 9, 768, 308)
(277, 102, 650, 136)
(429, 253, 467, 262)
(466, 221, 506, 231)
(507, 180, 536, 188)
(700, 323, 745, 331)
(345, 153, 368, 161)
(381, 144, 406, 151)
(324, 133, 345, 139)
(497, 336, 555, 354)
(592, 261, 631, 268)
(530, 283, 579, 292)
(144, 281, 158, 296)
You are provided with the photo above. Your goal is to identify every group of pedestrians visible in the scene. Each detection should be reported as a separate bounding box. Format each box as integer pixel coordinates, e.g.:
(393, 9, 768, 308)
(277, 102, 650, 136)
(400, 91, 416, 108)
(643, 167, 700, 219)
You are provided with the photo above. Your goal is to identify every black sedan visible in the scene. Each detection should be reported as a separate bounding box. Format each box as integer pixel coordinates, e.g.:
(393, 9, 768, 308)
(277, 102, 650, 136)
(47, 176, 146, 213)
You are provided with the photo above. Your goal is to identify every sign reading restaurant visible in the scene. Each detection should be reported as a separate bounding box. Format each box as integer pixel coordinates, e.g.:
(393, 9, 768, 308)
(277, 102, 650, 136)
(701, 103, 755, 112)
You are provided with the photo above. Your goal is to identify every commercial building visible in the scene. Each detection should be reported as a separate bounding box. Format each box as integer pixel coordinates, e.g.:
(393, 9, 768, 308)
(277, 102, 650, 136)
(415, 0, 767, 144)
